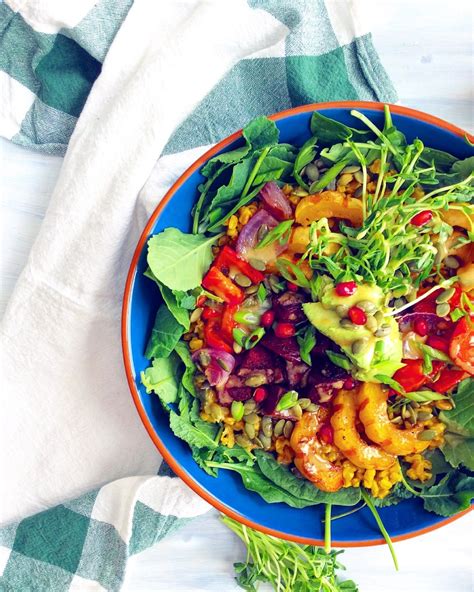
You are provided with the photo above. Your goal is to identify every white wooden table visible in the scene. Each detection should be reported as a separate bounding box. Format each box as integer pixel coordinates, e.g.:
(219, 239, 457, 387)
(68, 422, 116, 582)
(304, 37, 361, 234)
(1, 1, 472, 590)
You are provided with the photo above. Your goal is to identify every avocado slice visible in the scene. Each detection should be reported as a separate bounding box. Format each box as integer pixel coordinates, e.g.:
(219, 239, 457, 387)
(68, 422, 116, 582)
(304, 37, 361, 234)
(303, 284, 403, 382)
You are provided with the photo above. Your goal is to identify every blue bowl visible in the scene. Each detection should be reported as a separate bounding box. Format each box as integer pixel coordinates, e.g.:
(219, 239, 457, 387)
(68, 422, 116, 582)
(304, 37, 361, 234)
(122, 102, 473, 546)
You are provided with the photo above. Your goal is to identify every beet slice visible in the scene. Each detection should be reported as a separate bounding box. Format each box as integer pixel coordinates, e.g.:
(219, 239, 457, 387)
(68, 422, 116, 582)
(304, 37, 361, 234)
(273, 291, 307, 323)
(261, 333, 301, 363)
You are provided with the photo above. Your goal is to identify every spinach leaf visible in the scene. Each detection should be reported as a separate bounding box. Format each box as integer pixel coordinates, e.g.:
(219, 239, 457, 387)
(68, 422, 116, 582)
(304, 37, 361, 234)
(201, 145, 250, 178)
(310, 112, 370, 144)
(255, 451, 361, 506)
(297, 325, 316, 366)
(145, 304, 184, 360)
(440, 378, 474, 470)
(319, 143, 355, 164)
(253, 155, 295, 185)
(431, 156, 474, 187)
(147, 228, 218, 291)
(242, 115, 279, 150)
(169, 410, 219, 449)
(140, 354, 180, 404)
(422, 471, 474, 517)
(293, 135, 318, 190)
(420, 147, 458, 172)
(144, 268, 191, 330)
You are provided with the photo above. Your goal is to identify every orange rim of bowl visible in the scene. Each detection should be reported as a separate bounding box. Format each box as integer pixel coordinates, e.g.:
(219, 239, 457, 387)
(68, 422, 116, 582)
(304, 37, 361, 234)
(122, 101, 473, 547)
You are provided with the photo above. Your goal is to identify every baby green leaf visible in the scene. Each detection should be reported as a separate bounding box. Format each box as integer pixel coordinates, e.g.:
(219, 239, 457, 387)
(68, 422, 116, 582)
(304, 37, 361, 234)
(145, 304, 184, 360)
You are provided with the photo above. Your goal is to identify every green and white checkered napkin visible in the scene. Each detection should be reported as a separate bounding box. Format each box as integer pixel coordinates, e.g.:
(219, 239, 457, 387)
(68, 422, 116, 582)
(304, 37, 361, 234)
(0, 1, 396, 590)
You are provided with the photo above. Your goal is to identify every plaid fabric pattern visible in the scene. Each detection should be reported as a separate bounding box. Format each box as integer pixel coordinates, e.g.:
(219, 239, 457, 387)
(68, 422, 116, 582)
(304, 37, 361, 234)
(0, 0, 396, 590)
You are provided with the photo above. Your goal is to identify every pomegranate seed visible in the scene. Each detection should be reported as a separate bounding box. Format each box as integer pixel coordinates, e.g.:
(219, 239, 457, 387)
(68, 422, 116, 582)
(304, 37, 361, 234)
(426, 335, 449, 354)
(335, 281, 357, 297)
(414, 319, 428, 337)
(348, 306, 367, 325)
(287, 282, 298, 292)
(343, 377, 356, 390)
(319, 424, 334, 444)
(274, 322, 296, 338)
(254, 387, 267, 403)
(411, 210, 433, 227)
(261, 310, 275, 328)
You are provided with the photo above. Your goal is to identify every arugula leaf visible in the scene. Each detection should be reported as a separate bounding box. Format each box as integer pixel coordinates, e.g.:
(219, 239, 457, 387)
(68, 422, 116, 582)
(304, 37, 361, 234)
(145, 304, 184, 360)
(310, 112, 370, 143)
(147, 228, 218, 291)
(422, 471, 474, 517)
(440, 378, 474, 470)
(140, 354, 180, 404)
(201, 145, 250, 178)
(293, 135, 318, 190)
(174, 341, 197, 396)
(255, 451, 361, 506)
(297, 325, 316, 365)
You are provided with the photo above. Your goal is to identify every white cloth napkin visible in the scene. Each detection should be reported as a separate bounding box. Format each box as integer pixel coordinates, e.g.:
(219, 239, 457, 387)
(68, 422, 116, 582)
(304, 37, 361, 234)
(0, 0, 289, 525)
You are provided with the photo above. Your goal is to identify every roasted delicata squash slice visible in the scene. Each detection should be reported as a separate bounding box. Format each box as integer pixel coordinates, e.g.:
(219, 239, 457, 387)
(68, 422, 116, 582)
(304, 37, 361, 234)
(445, 230, 474, 266)
(331, 390, 396, 470)
(295, 191, 363, 227)
(440, 206, 474, 232)
(357, 383, 430, 455)
(290, 411, 344, 492)
(287, 225, 341, 255)
(457, 263, 474, 291)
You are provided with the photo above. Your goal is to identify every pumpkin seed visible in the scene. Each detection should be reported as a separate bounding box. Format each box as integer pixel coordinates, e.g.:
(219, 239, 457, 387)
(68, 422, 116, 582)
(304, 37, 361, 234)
(244, 423, 256, 440)
(231, 401, 244, 421)
(444, 255, 460, 270)
(365, 315, 378, 332)
(190, 307, 203, 323)
(436, 302, 450, 317)
(354, 170, 364, 184)
(217, 358, 231, 372)
(244, 373, 267, 387)
(326, 179, 337, 191)
(408, 406, 418, 424)
(374, 311, 384, 325)
(417, 429, 437, 441)
(340, 318, 361, 330)
(401, 404, 410, 420)
(435, 243, 448, 265)
(375, 324, 391, 338)
(354, 186, 363, 198)
(338, 173, 353, 186)
(274, 419, 285, 437)
(357, 300, 377, 314)
(242, 296, 258, 307)
(245, 284, 259, 295)
(417, 411, 433, 422)
(290, 403, 303, 419)
(253, 437, 264, 449)
(410, 401, 420, 409)
(262, 416, 273, 438)
(298, 398, 311, 410)
(233, 342, 243, 354)
(352, 338, 368, 355)
(243, 400, 257, 414)
(244, 412, 260, 425)
(248, 257, 266, 271)
(393, 298, 406, 309)
(335, 304, 349, 318)
(235, 434, 251, 448)
(283, 420, 294, 439)
(198, 351, 211, 367)
(342, 165, 361, 174)
(314, 159, 325, 168)
(293, 187, 309, 197)
(436, 287, 456, 304)
(305, 163, 320, 182)
(307, 403, 319, 412)
(235, 273, 252, 288)
(259, 432, 272, 450)
(390, 416, 403, 425)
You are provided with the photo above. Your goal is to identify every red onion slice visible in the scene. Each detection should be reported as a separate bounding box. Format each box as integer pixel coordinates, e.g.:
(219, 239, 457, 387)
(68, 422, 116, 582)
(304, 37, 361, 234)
(235, 209, 286, 263)
(192, 348, 235, 389)
(260, 181, 292, 221)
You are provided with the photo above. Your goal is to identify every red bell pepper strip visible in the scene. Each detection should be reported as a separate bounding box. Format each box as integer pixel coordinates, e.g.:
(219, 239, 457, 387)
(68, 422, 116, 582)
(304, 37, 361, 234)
(202, 266, 244, 305)
(449, 316, 474, 375)
(393, 359, 429, 392)
(202, 306, 222, 320)
(204, 318, 233, 353)
(221, 304, 238, 343)
(431, 367, 468, 393)
(414, 284, 462, 314)
(214, 246, 264, 284)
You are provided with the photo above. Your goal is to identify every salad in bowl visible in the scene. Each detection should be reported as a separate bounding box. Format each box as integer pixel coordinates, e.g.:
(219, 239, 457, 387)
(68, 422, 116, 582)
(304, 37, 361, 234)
(137, 106, 473, 543)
